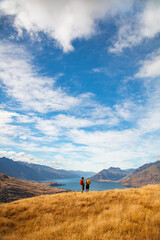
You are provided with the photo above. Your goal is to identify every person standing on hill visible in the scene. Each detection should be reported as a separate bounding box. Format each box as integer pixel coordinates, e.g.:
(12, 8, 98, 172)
(86, 178, 91, 192)
(80, 177, 85, 193)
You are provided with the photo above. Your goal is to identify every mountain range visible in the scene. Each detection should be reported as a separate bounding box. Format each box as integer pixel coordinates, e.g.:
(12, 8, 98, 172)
(0, 157, 79, 181)
(90, 167, 134, 182)
(120, 161, 160, 187)
(1, 157, 160, 188)
(0, 157, 96, 181)
(90, 161, 160, 187)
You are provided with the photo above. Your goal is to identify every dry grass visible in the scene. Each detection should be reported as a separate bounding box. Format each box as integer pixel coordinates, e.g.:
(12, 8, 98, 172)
(0, 184, 160, 240)
(0, 174, 69, 203)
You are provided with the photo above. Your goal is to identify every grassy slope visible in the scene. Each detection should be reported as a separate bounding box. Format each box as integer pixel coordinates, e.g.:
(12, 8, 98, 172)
(0, 174, 69, 203)
(0, 184, 160, 240)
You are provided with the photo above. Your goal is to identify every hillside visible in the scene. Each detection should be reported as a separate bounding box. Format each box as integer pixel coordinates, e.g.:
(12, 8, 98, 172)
(120, 163, 160, 187)
(0, 157, 78, 181)
(0, 184, 160, 240)
(0, 174, 69, 203)
(91, 167, 131, 181)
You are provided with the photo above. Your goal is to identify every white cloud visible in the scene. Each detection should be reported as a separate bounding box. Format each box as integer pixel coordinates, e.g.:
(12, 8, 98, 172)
(0, 109, 56, 149)
(0, 149, 58, 167)
(52, 114, 113, 129)
(0, 0, 134, 52)
(1, 105, 160, 171)
(0, 41, 83, 113)
(68, 128, 140, 148)
(110, 0, 160, 53)
(114, 101, 137, 121)
(92, 68, 102, 73)
(1, 85, 160, 171)
(63, 59, 160, 170)
(138, 109, 160, 134)
(141, 0, 160, 39)
(0, 109, 28, 138)
(56, 125, 160, 170)
(135, 51, 160, 78)
(135, 50, 160, 135)
(35, 118, 60, 138)
(0, 109, 16, 124)
(53, 114, 94, 129)
(33, 112, 119, 141)
(1, 0, 159, 54)
(0, 109, 61, 150)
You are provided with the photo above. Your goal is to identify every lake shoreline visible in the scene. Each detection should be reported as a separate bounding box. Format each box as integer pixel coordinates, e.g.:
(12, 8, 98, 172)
(94, 179, 120, 183)
(41, 177, 128, 192)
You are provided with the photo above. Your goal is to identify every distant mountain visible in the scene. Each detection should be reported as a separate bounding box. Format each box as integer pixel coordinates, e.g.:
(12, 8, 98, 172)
(19, 161, 79, 179)
(120, 161, 160, 187)
(123, 168, 135, 174)
(0, 174, 69, 203)
(0, 157, 79, 181)
(68, 170, 96, 178)
(133, 160, 160, 174)
(91, 167, 131, 181)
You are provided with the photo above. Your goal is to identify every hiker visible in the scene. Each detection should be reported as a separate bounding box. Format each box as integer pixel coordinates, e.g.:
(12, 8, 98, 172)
(86, 178, 91, 192)
(80, 177, 85, 193)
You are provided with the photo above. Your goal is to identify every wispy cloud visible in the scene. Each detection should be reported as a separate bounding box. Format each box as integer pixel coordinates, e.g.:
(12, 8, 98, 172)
(135, 51, 160, 135)
(135, 51, 160, 79)
(110, 0, 160, 53)
(0, 41, 84, 112)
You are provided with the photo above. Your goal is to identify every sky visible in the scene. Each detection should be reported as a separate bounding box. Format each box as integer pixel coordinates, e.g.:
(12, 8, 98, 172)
(0, 0, 160, 172)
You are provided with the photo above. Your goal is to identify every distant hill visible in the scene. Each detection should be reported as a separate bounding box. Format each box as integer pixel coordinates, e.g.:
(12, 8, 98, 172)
(123, 168, 135, 174)
(0, 174, 69, 203)
(120, 161, 160, 187)
(90, 167, 132, 181)
(0, 157, 79, 181)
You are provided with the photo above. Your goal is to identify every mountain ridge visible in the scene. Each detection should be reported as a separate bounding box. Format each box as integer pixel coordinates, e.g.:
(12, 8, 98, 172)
(0, 157, 79, 181)
(120, 161, 160, 187)
(90, 167, 134, 182)
(133, 160, 160, 174)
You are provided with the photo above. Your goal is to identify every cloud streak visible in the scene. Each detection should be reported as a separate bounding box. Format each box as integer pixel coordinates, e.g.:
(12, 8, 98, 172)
(135, 51, 160, 79)
(110, 0, 160, 52)
(0, 41, 83, 112)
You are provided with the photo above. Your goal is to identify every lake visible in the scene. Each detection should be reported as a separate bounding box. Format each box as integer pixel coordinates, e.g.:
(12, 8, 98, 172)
(42, 178, 128, 192)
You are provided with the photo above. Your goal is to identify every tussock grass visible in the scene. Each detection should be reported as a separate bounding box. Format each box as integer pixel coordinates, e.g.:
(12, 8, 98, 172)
(0, 184, 160, 240)
(0, 174, 69, 203)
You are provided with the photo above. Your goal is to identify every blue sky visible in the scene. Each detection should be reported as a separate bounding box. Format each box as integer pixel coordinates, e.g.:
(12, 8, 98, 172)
(0, 0, 160, 171)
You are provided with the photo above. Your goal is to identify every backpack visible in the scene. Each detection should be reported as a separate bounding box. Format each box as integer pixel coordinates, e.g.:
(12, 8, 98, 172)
(80, 179, 83, 185)
(86, 179, 90, 185)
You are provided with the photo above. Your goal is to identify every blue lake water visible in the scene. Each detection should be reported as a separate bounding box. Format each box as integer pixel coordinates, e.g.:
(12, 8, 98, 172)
(42, 178, 128, 192)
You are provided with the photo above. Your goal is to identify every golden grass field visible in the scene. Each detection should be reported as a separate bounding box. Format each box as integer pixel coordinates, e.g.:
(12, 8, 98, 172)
(0, 184, 160, 240)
